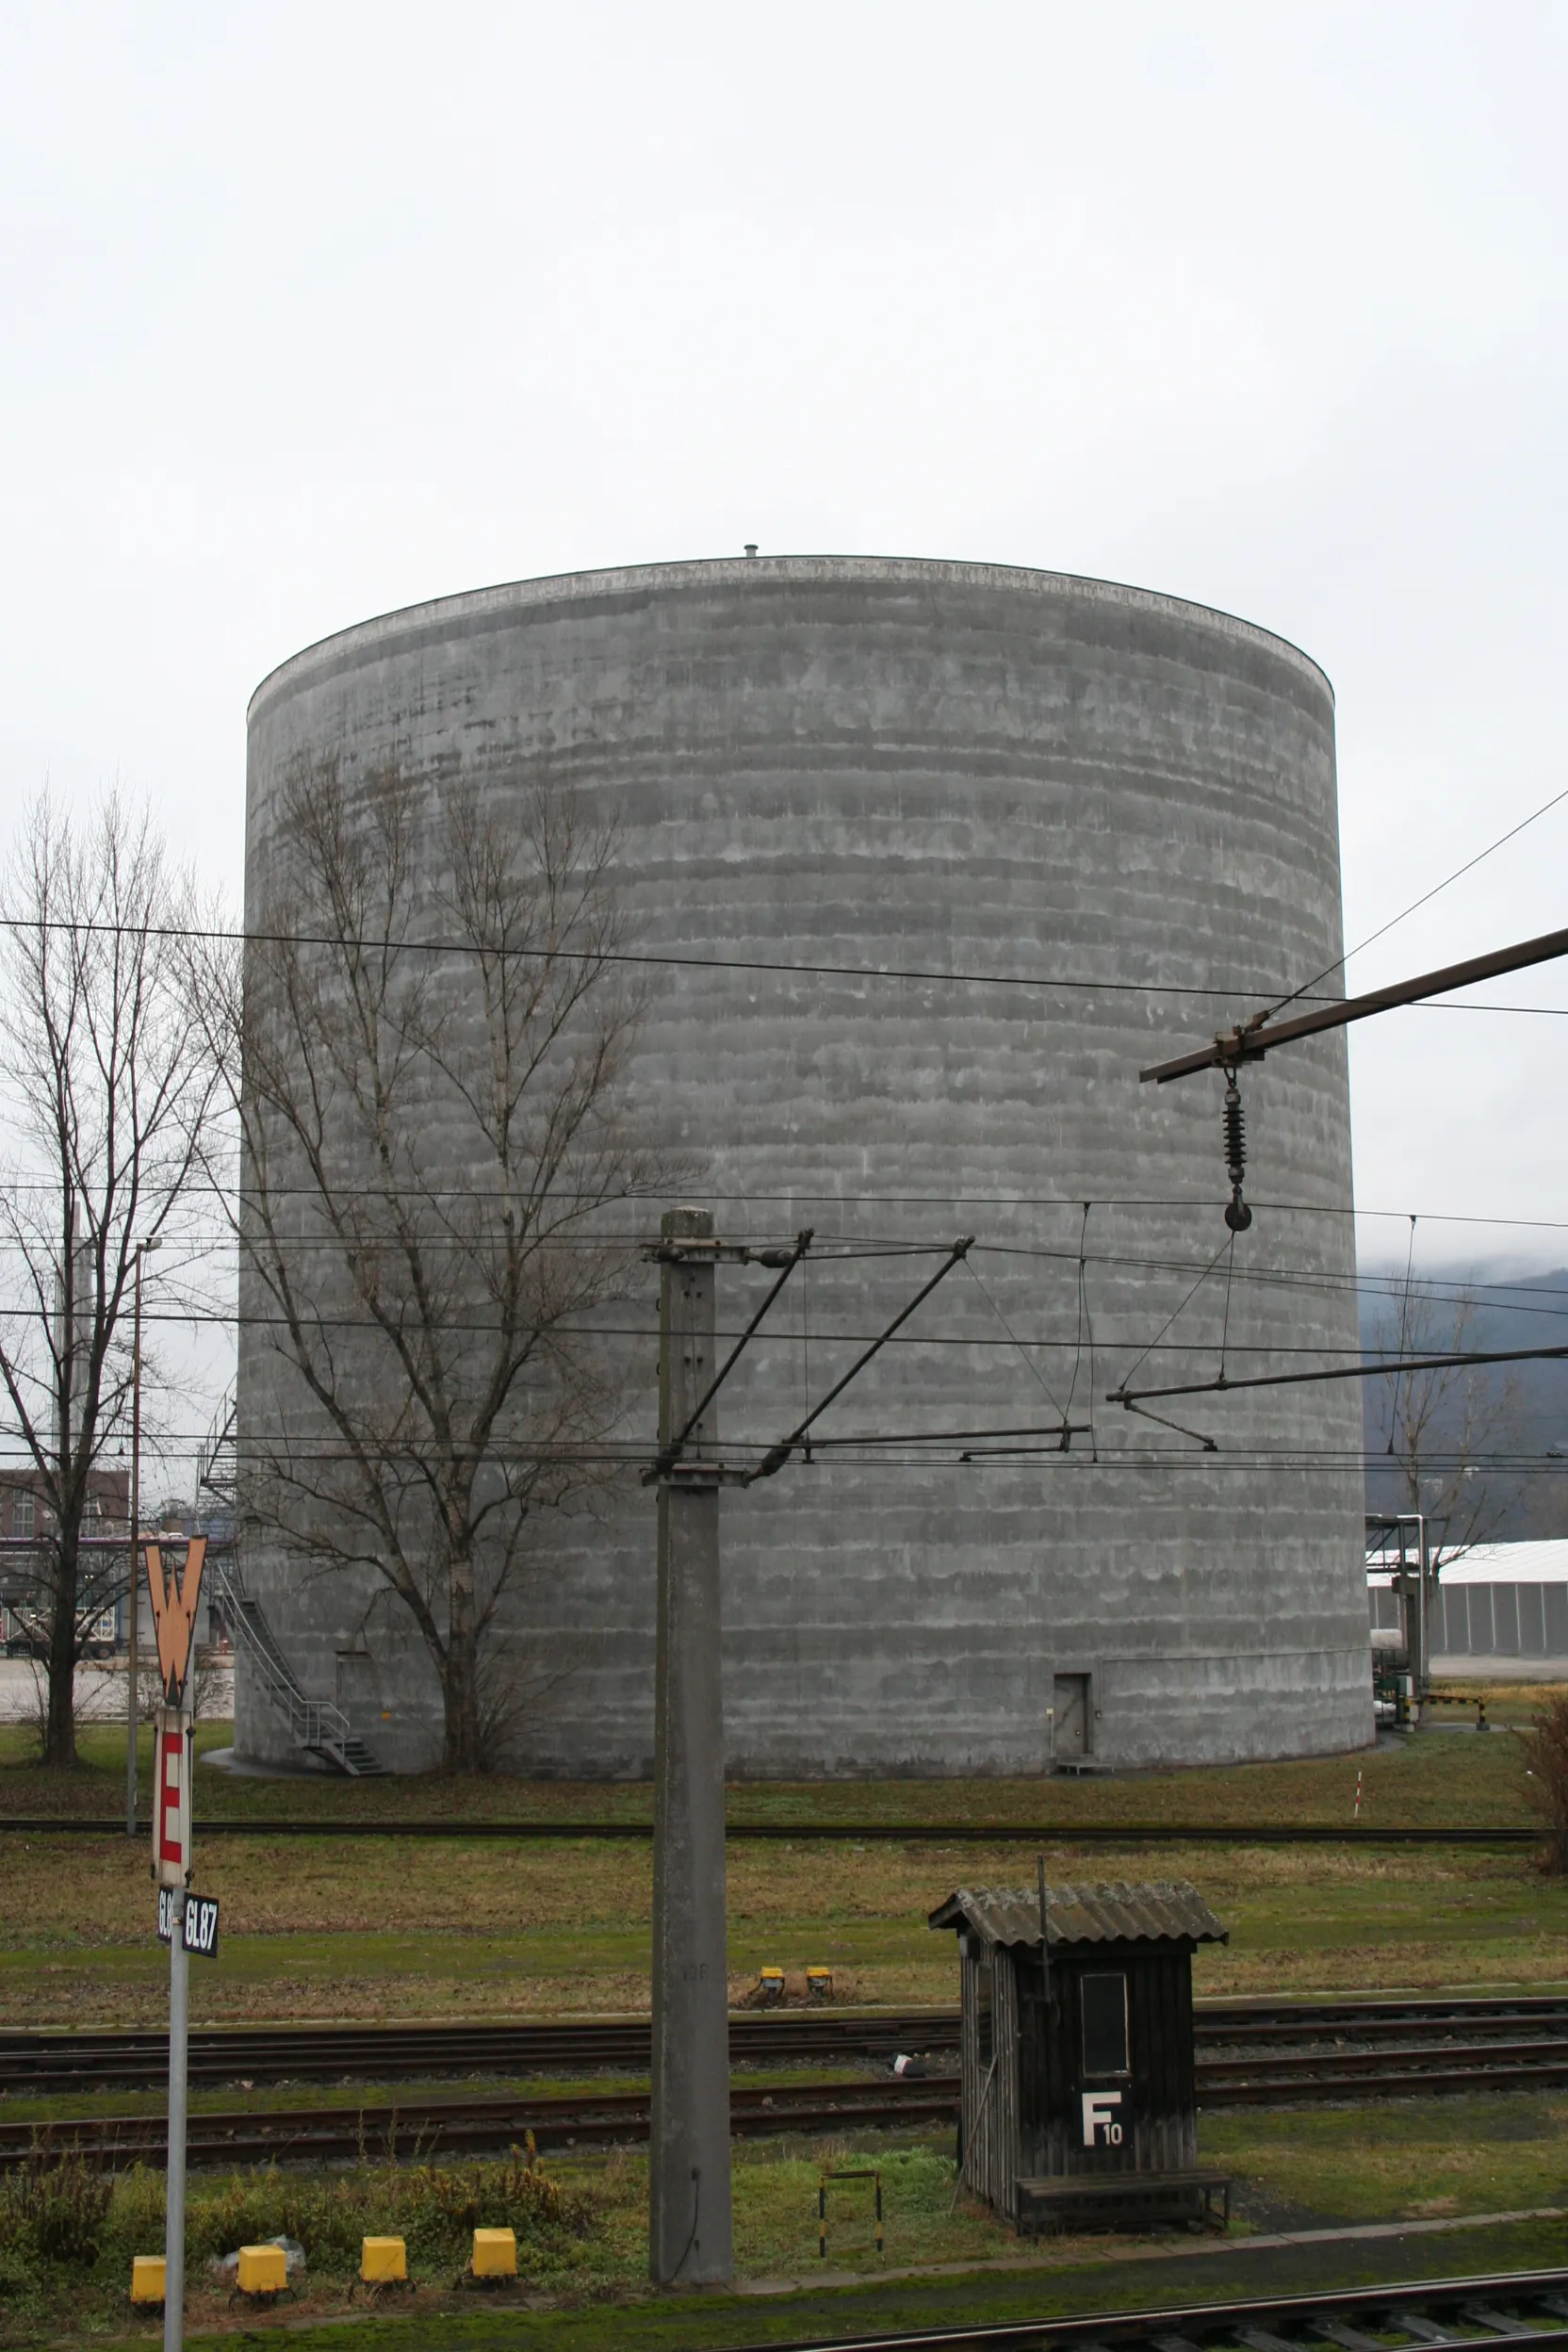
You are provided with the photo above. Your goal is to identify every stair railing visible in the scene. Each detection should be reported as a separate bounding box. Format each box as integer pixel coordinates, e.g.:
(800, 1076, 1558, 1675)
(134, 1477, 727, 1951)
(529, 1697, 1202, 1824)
(212, 1551, 379, 1772)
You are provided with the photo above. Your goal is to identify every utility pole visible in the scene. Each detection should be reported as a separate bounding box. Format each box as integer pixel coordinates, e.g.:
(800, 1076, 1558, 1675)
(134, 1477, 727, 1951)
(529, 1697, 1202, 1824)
(639, 1216, 961, 2287)
(126, 1237, 156, 1837)
(648, 1206, 733, 2288)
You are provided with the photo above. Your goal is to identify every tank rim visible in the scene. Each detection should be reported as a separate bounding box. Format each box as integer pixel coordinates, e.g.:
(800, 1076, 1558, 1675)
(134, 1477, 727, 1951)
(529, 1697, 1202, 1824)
(247, 553, 1333, 726)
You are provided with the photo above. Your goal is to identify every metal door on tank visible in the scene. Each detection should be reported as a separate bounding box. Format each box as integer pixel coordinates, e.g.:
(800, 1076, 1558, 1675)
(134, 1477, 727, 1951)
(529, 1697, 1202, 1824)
(1054, 1674, 1090, 1761)
(335, 1650, 378, 1716)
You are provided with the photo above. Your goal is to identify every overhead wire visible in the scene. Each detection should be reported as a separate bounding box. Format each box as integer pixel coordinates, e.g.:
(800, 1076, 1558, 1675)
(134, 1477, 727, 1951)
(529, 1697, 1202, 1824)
(3, 904, 1567, 1015)
(1260, 778, 1568, 1025)
(8, 1174, 1568, 1243)
(959, 1254, 1067, 1421)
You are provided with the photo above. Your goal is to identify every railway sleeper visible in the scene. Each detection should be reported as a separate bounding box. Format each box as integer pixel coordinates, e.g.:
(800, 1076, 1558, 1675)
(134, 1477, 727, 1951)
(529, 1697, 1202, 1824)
(1308, 2316, 1392, 2352)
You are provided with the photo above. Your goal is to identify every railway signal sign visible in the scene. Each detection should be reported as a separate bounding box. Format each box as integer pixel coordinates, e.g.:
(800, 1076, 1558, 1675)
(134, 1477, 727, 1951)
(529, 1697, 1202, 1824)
(143, 1533, 207, 2352)
(1082, 2088, 1124, 2147)
(184, 1896, 220, 1956)
(154, 1714, 192, 1891)
(157, 1889, 219, 1956)
(145, 1535, 206, 1710)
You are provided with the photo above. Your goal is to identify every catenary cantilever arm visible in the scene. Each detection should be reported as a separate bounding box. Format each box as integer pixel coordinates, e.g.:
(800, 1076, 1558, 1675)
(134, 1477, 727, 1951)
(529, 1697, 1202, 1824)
(645, 1229, 813, 1482)
(747, 1237, 975, 1480)
(1140, 921, 1568, 1085)
(1109, 1336, 1568, 1408)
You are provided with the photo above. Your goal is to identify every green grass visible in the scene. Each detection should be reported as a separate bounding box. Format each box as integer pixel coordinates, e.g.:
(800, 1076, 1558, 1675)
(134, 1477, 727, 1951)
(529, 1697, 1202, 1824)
(3, 1772, 1565, 2025)
(0, 1702, 1556, 2035)
(3, 1700, 1565, 2345)
(1203, 2090, 1568, 2228)
(0, 1690, 1544, 1828)
(8, 1696, 1568, 2344)
(172, 2223, 1568, 2352)
(8, 2103, 1568, 2352)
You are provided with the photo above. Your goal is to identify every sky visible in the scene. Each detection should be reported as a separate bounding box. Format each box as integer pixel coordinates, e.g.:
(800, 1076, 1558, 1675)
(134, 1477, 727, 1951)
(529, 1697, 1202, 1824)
(3, 0, 1565, 1302)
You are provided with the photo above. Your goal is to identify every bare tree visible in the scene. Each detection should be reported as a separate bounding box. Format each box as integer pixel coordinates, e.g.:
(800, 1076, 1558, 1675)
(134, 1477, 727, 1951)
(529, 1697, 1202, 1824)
(1364, 1280, 1522, 1574)
(1523, 1693, 1568, 1874)
(209, 759, 669, 1775)
(0, 793, 220, 1765)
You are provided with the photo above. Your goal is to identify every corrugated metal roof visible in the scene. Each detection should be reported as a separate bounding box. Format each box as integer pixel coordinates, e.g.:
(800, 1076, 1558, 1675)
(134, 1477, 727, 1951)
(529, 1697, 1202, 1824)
(1369, 1539, 1568, 1587)
(927, 1880, 1227, 1948)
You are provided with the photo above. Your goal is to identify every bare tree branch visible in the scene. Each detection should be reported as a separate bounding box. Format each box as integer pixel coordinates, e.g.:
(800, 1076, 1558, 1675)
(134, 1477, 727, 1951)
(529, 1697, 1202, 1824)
(199, 758, 675, 1773)
(0, 792, 222, 1763)
(1365, 1282, 1525, 1575)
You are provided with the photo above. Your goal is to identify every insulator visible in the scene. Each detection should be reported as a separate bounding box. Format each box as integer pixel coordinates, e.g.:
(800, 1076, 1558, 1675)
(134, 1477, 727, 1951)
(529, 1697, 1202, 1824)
(1221, 1071, 1252, 1233)
(1222, 1078, 1247, 1184)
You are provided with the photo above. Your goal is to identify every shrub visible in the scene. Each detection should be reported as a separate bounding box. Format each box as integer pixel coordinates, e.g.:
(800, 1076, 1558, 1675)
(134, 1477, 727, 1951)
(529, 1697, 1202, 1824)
(95, 2164, 164, 2275)
(396, 2147, 582, 2270)
(0, 2149, 113, 2270)
(8, 2147, 590, 2304)
(1523, 1691, 1568, 1871)
(182, 2150, 586, 2281)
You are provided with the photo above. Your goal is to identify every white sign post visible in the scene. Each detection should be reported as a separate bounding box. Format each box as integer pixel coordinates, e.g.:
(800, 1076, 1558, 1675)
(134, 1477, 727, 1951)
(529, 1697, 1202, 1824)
(145, 1538, 206, 2352)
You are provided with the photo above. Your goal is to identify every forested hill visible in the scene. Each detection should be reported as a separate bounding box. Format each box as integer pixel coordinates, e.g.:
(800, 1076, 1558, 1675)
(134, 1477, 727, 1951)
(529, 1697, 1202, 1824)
(1360, 1266, 1568, 1543)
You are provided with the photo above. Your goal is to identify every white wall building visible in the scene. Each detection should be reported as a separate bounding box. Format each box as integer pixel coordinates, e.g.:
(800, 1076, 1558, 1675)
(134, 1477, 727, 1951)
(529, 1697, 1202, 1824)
(1369, 1542, 1568, 1671)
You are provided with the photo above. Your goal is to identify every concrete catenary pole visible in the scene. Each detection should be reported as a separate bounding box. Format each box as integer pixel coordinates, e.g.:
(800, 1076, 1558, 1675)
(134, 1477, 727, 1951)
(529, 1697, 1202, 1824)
(648, 1205, 733, 2286)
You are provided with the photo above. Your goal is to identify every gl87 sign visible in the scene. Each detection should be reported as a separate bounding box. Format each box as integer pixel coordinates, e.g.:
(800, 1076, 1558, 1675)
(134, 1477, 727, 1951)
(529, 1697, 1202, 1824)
(158, 1887, 220, 1953)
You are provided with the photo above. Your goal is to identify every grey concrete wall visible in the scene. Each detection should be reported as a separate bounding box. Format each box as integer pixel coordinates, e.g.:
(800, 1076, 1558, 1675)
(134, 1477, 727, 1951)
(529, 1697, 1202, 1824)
(237, 556, 1372, 1776)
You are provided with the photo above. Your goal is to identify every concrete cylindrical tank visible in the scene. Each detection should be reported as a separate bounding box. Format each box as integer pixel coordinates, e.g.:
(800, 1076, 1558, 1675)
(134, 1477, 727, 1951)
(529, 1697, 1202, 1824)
(238, 555, 1371, 1775)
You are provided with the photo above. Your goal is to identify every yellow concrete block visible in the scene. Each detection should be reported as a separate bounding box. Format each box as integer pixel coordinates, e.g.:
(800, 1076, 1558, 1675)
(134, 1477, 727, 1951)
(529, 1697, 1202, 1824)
(237, 2244, 287, 2295)
(130, 2256, 166, 2304)
(806, 1967, 833, 2001)
(471, 2228, 516, 2278)
(360, 2235, 407, 2283)
(759, 1967, 785, 2002)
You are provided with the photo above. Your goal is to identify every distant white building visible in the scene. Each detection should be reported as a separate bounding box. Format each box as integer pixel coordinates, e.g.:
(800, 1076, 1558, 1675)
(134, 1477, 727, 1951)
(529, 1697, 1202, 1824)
(1369, 1542, 1568, 1668)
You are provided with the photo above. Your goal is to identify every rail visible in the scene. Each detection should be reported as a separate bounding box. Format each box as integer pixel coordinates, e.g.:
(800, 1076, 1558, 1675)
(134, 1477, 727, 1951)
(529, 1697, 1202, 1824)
(0, 1816, 1537, 1843)
(8, 1990, 1568, 2099)
(743, 2270, 1568, 2352)
(17, 2030, 1568, 2170)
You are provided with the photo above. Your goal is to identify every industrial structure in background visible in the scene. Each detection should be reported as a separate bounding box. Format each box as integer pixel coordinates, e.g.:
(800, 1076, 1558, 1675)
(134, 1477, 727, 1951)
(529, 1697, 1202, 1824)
(1368, 1537, 1568, 1677)
(234, 554, 1371, 1778)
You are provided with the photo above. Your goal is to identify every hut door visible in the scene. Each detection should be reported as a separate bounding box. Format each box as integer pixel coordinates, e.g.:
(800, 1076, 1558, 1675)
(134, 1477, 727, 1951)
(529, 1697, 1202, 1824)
(1054, 1674, 1089, 1760)
(1016, 1952, 1052, 2167)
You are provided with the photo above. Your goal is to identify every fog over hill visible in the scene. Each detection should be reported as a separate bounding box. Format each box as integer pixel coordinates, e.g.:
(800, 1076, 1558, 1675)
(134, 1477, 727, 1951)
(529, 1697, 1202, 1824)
(1359, 1266, 1568, 1548)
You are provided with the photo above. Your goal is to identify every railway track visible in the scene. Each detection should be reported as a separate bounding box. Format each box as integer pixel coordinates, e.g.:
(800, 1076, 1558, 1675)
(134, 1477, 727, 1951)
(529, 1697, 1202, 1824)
(744, 2271, 1568, 2352)
(0, 2008, 954, 2093)
(14, 2025, 1568, 2169)
(1196, 1994, 1568, 2044)
(1198, 2036, 1568, 2105)
(2, 2074, 961, 2168)
(0, 1816, 1538, 1844)
(7, 1994, 1568, 2094)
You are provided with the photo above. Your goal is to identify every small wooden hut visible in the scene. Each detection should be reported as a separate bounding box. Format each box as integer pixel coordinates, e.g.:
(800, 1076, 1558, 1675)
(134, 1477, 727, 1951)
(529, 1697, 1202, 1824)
(928, 1879, 1229, 2234)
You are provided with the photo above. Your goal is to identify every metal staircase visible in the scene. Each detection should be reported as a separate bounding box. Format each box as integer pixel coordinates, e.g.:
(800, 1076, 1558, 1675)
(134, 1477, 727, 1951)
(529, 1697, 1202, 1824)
(209, 1554, 386, 1775)
(198, 1385, 386, 1778)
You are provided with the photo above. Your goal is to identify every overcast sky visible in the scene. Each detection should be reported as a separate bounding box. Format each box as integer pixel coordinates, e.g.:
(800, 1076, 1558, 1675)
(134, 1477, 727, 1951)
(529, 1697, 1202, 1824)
(3, 1, 1565, 1281)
